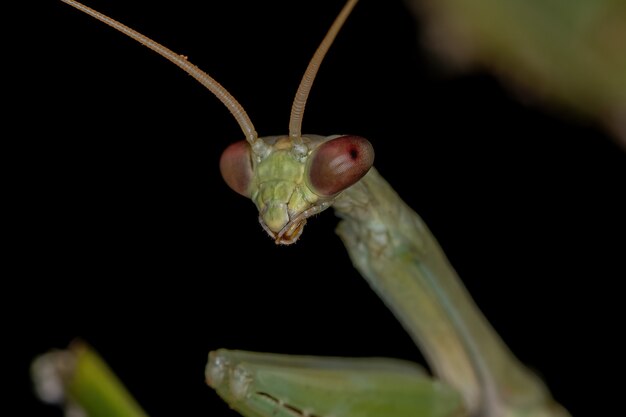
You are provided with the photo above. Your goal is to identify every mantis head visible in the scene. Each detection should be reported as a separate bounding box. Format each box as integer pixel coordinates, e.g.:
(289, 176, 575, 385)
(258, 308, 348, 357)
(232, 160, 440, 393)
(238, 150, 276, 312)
(61, 0, 371, 244)
(221, 133, 374, 244)
(219, 0, 373, 244)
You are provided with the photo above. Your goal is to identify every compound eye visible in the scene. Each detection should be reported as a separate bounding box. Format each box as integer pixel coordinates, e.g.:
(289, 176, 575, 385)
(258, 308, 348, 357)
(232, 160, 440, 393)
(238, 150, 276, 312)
(220, 140, 253, 197)
(307, 135, 374, 197)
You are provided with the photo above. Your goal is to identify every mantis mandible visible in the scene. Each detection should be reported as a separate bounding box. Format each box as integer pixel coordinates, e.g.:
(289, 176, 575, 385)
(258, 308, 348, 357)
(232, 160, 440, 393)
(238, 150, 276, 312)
(47, 1, 571, 416)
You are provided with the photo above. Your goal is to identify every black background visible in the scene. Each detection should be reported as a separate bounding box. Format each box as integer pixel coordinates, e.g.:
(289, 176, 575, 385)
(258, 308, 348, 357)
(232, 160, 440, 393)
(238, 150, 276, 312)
(13, 1, 625, 416)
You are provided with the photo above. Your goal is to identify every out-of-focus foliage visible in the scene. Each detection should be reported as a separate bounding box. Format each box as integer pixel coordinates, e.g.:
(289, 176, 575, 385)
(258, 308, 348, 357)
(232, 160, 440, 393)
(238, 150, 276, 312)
(405, 0, 626, 148)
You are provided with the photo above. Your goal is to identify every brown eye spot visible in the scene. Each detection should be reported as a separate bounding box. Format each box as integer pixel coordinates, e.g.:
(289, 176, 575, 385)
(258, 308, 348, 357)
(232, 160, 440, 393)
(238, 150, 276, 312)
(220, 140, 253, 197)
(307, 135, 374, 197)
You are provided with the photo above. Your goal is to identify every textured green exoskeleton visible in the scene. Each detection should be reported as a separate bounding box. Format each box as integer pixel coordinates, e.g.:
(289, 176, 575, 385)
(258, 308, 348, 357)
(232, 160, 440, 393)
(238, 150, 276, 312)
(206, 350, 464, 417)
(39, 1, 571, 417)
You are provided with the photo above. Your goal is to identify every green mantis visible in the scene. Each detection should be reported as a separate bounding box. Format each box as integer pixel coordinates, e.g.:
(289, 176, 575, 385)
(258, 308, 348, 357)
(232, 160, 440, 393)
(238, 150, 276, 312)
(34, 1, 580, 416)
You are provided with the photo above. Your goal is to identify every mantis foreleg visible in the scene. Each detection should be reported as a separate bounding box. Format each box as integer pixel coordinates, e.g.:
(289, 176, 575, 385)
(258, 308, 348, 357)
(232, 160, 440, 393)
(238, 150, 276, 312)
(206, 349, 465, 417)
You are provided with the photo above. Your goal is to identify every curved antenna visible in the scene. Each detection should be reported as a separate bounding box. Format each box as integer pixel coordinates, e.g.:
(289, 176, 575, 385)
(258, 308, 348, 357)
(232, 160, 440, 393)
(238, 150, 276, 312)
(60, 0, 260, 147)
(288, 0, 359, 143)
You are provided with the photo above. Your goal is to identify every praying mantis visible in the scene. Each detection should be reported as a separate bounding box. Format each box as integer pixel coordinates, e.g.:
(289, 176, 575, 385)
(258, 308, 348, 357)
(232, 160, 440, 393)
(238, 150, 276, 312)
(32, 0, 594, 416)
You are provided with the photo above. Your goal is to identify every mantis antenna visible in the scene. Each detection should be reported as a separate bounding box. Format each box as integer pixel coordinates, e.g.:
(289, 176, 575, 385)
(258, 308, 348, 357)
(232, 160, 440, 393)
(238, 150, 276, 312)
(61, 0, 359, 154)
(289, 0, 360, 144)
(59, 0, 263, 152)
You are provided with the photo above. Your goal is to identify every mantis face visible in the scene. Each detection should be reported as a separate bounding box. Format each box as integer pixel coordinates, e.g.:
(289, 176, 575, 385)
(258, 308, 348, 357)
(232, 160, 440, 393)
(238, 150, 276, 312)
(220, 134, 374, 244)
